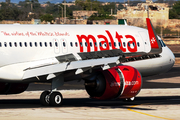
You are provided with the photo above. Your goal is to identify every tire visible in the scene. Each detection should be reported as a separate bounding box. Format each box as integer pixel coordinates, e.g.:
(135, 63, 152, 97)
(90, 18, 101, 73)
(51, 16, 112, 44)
(128, 97, 135, 101)
(49, 92, 63, 106)
(40, 91, 50, 106)
(123, 97, 135, 102)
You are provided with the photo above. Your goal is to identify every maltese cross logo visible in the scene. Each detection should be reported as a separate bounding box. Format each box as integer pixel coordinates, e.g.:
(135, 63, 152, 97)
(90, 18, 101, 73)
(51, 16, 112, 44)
(151, 37, 156, 44)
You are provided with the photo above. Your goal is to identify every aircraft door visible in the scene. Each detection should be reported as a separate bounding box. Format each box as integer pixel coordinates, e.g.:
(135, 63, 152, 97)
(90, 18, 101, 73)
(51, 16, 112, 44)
(61, 38, 68, 54)
(139, 31, 150, 52)
(53, 38, 60, 54)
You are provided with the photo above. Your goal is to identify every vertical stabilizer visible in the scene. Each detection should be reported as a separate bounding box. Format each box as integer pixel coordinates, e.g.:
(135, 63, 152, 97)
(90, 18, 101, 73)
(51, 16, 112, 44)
(146, 18, 162, 54)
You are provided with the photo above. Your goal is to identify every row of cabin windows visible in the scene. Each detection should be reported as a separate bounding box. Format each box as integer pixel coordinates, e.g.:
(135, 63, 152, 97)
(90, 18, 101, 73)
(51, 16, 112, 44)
(0, 42, 60, 47)
(70, 42, 140, 47)
(0, 41, 140, 48)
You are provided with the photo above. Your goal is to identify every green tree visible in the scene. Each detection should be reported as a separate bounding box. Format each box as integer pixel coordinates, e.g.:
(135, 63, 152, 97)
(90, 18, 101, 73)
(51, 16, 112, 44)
(0, 2, 24, 20)
(40, 14, 54, 23)
(88, 13, 115, 20)
(169, 9, 178, 19)
(169, 1, 180, 19)
(75, 0, 103, 13)
(172, 1, 180, 15)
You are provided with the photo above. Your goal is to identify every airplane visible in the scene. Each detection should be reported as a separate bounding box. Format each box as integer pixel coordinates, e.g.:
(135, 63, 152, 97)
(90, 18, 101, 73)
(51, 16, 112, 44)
(0, 18, 175, 106)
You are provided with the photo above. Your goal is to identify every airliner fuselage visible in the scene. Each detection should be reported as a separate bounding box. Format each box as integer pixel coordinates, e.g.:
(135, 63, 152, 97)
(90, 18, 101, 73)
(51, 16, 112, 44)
(0, 24, 174, 81)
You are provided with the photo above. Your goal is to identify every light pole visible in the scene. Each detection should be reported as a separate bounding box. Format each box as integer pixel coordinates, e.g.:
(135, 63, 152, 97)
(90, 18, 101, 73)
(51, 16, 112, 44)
(161, 14, 165, 39)
(58, 5, 63, 24)
(176, 25, 180, 39)
(178, 28, 179, 39)
(64, 0, 66, 24)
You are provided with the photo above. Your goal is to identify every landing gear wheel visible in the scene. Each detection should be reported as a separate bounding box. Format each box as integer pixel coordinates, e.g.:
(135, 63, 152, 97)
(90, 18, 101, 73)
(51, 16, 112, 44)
(123, 97, 135, 102)
(49, 92, 63, 106)
(40, 91, 50, 106)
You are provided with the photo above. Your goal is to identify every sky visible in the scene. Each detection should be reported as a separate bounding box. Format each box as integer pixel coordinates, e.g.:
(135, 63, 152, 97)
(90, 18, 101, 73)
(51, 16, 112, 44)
(0, 0, 146, 4)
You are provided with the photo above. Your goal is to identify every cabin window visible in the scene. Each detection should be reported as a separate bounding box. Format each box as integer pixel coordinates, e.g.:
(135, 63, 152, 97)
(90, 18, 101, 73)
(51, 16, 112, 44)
(24, 42, 27, 47)
(49, 42, 52, 47)
(99, 42, 102, 47)
(19, 42, 22, 47)
(4, 42, 7, 47)
(109, 42, 111, 47)
(137, 42, 140, 47)
(40, 42, 42, 47)
(35, 42, 37, 47)
(44, 42, 47, 47)
(9, 42, 12, 47)
(123, 42, 126, 47)
(30, 42, 32, 47)
(55, 42, 58, 47)
(90, 42, 92, 47)
(80, 42, 82, 47)
(75, 42, 78, 47)
(104, 42, 107, 47)
(0, 42, 1, 47)
(63, 42, 66, 47)
(70, 42, 73, 47)
(95, 42, 97, 47)
(128, 42, 130, 47)
(114, 42, 116, 47)
(133, 42, 135, 47)
(85, 42, 87, 47)
(118, 42, 121, 47)
(14, 42, 17, 47)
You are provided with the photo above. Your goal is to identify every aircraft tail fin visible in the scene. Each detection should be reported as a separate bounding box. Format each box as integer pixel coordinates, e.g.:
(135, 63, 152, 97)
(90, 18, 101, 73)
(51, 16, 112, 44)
(146, 18, 162, 54)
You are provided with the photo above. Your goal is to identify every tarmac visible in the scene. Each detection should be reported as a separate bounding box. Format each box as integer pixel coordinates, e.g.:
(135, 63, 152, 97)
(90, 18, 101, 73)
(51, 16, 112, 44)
(0, 64, 180, 120)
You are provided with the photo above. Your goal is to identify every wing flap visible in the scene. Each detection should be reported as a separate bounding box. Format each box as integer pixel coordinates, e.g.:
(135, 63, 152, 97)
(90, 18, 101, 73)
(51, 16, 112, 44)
(23, 56, 119, 80)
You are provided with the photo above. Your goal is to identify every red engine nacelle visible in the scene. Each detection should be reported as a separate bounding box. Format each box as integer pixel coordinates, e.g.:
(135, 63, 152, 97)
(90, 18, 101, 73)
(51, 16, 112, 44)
(85, 65, 142, 100)
(0, 82, 29, 94)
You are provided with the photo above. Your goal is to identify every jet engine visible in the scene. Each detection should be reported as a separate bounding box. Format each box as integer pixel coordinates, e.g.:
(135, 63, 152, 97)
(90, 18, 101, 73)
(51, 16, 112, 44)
(85, 65, 142, 100)
(0, 82, 29, 94)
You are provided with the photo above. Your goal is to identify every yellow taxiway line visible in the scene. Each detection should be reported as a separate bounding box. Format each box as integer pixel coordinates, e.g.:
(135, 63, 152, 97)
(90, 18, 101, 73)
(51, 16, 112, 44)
(127, 104, 174, 120)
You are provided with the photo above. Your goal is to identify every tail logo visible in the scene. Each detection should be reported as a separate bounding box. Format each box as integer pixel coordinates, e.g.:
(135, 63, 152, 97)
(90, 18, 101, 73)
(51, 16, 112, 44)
(151, 37, 156, 44)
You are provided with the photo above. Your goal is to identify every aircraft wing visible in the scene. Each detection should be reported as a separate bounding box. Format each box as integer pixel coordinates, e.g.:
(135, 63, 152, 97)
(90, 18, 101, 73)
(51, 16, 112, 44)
(23, 56, 120, 80)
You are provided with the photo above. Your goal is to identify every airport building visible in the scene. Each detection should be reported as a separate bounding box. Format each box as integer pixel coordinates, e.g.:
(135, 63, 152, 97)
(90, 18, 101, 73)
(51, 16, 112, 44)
(117, 0, 169, 28)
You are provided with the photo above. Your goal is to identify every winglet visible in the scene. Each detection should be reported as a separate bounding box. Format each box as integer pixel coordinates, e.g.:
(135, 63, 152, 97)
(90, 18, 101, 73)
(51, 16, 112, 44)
(124, 19, 127, 25)
(146, 18, 162, 54)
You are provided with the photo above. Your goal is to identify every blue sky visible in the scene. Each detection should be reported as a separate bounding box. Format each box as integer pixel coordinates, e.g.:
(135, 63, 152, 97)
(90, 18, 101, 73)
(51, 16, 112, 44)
(1, 0, 146, 4)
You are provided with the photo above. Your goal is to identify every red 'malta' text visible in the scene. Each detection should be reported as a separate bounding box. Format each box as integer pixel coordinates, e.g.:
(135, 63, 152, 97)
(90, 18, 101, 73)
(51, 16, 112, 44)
(76, 30, 137, 53)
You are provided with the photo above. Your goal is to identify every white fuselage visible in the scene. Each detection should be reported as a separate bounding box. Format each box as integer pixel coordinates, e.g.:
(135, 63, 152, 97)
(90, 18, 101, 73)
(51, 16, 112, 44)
(0, 24, 175, 81)
(124, 46, 175, 76)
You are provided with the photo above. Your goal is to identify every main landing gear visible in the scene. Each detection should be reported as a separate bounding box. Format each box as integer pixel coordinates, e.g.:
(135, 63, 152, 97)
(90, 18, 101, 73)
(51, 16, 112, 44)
(40, 91, 63, 106)
(123, 97, 135, 102)
(40, 74, 64, 106)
